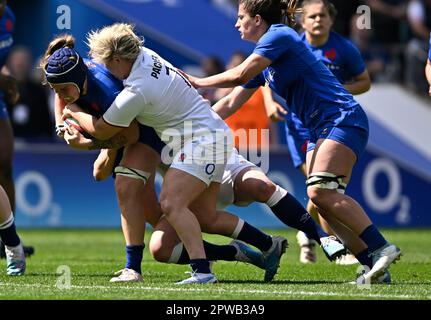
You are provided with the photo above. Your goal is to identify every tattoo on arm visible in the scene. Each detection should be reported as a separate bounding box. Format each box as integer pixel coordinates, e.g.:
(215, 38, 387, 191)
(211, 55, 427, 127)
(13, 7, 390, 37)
(88, 134, 129, 150)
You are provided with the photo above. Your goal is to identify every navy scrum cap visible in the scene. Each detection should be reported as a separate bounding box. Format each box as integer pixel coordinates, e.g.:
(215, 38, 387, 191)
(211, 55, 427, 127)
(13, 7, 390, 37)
(44, 47, 87, 94)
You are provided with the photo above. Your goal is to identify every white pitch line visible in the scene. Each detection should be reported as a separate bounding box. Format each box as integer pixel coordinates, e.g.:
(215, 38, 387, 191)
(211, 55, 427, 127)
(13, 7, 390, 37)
(0, 282, 428, 299)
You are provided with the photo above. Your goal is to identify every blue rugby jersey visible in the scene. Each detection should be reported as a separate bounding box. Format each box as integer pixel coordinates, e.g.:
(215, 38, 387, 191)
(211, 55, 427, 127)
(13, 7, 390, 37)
(243, 24, 362, 131)
(77, 59, 124, 115)
(76, 59, 165, 154)
(0, 6, 14, 109)
(0, 6, 14, 69)
(300, 31, 366, 84)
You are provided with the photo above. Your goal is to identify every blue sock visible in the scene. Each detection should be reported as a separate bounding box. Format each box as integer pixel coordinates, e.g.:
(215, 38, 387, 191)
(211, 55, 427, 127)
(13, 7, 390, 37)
(359, 225, 387, 252)
(204, 241, 237, 261)
(270, 193, 328, 244)
(0, 214, 20, 247)
(176, 241, 237, 264)
(356, 248, 373, 269)
(190, 259, 211, 274)
(237, 221, 273, 252)
(125, 244, 144, 274)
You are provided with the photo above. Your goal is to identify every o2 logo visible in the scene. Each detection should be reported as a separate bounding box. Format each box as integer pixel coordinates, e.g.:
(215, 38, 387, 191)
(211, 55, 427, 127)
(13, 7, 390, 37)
(362, 158, 411, 225)
(15, 171, 61, 226)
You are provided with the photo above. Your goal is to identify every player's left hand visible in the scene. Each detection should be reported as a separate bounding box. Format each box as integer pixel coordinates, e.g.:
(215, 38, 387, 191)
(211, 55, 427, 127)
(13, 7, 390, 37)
(62, 104, 83, 120)
(267, 101, 287, 122)
(62, 107, 73, 120)
(64, 126, 93, 150)
(177, 69, 200, 89)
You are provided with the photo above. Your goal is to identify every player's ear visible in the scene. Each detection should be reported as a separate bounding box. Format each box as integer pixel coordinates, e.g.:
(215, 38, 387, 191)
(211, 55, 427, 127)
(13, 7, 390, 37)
(112, 55, 122, 64)
(255, 14, 263, 26)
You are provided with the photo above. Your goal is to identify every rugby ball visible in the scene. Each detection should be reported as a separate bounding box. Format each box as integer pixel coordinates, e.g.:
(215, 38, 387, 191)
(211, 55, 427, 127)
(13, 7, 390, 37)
(64, 117, 84, 134)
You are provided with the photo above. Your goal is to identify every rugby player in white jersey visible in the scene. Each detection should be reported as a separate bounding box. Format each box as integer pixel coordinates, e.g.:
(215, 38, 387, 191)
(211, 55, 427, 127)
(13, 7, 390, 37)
(62, 23, 288, 284)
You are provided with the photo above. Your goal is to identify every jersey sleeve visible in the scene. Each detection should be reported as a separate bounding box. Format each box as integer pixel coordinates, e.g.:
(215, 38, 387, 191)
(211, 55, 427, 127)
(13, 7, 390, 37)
(253, 29, 290, 62)
(103, 88, 146, 128)
(344, 39, 366, 77)
(242, 73, 266, 89)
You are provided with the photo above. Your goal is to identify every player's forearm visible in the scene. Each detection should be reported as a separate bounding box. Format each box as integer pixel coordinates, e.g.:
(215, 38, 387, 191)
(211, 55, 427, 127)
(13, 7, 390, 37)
(69, 111, 99, 137)
(212, 95, 237, 120)
(54, 95, 67, 124)
(88, 134, 129, 150)
(93, 149, 118, 181)
(262, 85, 277, 116)
(196, 67, 246, 88)
(88, 122, 138, 150)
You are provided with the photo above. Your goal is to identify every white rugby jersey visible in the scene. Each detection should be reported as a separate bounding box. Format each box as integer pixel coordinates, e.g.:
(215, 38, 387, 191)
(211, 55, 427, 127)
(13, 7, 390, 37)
(103, 47, 230, 148)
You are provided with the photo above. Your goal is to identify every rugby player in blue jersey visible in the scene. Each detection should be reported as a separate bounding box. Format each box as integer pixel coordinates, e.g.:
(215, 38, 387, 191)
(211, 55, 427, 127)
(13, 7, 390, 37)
(42, 35, 168, 282)
(183, 0, 401, 284)
(267, 0, 372, 265)
(61, 24, 350, 283)
(42, 34, 290, 284)
(0, 182, 25, 275)
(0, 0, 35, 260)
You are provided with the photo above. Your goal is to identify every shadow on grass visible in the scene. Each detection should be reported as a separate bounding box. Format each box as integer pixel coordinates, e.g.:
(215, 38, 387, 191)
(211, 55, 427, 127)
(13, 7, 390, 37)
(18, 273, 115, 278)
(219, 279, 347, 285)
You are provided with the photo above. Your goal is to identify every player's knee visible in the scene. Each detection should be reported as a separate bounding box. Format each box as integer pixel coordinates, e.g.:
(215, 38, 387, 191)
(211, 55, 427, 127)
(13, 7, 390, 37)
(252, 180, 277, 202)
(306, 172, 347, 209)
(307, 187, 335, 209)
(149, 233, 170, 263)
(160, 195, 179, 217)
(115, 175, 145, 199)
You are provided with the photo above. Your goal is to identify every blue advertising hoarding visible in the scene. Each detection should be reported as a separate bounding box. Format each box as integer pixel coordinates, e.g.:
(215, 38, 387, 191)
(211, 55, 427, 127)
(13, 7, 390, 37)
(13, 144, 430, 228)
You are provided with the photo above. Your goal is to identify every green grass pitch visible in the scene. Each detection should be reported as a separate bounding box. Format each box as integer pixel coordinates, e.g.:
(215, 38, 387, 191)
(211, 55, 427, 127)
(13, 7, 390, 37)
(0, 229, 430, 300)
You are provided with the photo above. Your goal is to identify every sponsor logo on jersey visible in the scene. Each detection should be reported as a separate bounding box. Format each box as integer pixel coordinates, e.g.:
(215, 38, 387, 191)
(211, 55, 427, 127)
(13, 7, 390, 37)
(325, 48, 337, 61)
(205, 164, 215, 175)
(0, 36, 13, 50)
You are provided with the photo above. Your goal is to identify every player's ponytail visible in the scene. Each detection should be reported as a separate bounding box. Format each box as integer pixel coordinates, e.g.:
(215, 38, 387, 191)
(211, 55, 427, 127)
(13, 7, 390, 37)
(280, 0, 301, 27)
(239, 0, 301, 27)
(40, 35, 76, 71)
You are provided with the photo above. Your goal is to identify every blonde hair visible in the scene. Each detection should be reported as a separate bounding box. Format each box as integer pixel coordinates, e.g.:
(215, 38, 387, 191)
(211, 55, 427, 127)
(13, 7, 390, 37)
(86, 23, 143, 64)
(40, 34, 75, 71)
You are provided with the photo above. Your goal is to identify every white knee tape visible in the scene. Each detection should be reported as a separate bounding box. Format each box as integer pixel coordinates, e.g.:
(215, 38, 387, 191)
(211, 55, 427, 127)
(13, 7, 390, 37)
(266, 185, 288, 207)
(306, 172, 347, 194)
(0, 213, 14, 230)
(114, 166, 151, 183)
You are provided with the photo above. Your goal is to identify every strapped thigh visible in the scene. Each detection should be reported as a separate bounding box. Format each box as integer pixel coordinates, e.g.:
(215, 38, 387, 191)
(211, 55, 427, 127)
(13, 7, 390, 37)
(306, 172, 347, 194)
(114, 166, 151, 183)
